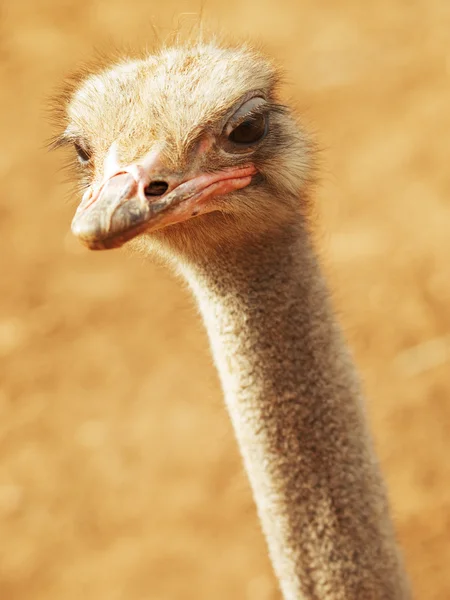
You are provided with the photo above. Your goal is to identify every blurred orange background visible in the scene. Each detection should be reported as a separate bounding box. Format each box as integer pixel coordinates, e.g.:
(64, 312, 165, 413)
(1, 1, 449, 599)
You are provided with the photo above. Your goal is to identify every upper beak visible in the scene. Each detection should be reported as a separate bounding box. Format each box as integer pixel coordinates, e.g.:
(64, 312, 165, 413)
(71, 164, 257, 250)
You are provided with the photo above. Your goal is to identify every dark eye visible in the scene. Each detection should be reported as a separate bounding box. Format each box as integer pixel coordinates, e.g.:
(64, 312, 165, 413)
(228, 113, 268, 146)
(74, 142, 92, 164)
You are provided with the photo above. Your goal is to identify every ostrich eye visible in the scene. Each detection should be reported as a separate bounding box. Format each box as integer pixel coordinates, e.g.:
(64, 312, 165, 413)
(74, 142, 92, 164)
(229, 113, 267, 145)
(224, 97, 269, 150)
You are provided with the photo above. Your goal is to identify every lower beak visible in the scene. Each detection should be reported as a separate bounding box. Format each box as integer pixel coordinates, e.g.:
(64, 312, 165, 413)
(71, 165, 257, 250)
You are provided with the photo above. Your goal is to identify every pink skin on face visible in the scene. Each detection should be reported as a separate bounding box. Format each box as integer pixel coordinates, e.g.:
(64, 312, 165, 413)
(72, 145, 257, 250)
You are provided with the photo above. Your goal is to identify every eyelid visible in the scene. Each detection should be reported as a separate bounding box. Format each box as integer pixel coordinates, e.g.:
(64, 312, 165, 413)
(224, 97, 268, 135)
(75, 141, 92, 160)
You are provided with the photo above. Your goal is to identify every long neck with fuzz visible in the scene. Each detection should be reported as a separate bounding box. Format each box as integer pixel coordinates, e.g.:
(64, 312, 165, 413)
(179, 222, 410, 600)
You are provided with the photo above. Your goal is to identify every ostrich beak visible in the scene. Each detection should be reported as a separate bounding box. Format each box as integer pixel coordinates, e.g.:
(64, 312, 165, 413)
(71, 164, 257, 250)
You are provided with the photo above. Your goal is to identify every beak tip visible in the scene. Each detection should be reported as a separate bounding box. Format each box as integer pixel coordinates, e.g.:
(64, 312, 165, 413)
(71, 214, 103, 249)
(71, 215, 90, 240)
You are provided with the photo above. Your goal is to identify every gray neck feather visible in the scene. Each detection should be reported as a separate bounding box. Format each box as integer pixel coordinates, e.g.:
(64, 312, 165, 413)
(178, 222, 410, 600)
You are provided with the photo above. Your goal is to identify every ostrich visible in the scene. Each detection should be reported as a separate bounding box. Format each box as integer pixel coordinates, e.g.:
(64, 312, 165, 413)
(54, 41, 411, 599)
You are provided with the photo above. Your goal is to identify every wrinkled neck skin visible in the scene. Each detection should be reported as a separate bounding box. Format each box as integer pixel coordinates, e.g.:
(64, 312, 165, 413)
(154, 214, 410, 599)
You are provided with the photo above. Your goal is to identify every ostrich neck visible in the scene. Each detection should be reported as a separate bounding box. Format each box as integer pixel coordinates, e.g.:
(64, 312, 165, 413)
(180, 222, 409, 600)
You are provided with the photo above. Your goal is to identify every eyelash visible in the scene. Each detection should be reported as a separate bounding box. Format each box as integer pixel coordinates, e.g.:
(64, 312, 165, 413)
(74, 141, 92, 164)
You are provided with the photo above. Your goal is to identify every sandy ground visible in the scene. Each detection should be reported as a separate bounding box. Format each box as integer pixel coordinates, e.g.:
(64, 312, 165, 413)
(1, 1, 449, 598)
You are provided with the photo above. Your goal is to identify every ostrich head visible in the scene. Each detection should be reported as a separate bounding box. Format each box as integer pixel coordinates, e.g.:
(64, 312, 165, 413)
(56, 42, 313, 259)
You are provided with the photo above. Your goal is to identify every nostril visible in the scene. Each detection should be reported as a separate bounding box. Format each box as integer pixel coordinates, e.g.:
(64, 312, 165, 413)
(144, 180, 169, 197)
